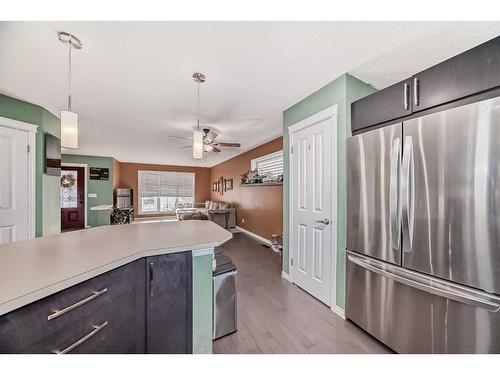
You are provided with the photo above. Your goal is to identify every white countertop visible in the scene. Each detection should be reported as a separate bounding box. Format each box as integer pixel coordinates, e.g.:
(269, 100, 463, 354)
(0, 221, 232, 316)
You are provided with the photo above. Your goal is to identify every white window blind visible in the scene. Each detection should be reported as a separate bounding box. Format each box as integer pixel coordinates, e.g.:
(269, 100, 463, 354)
(138, 171, 195, 213)
(251, 150, 283, 177)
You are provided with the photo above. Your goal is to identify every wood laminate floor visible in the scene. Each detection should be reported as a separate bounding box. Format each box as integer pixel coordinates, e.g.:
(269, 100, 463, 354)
(213, 233, 391, 354)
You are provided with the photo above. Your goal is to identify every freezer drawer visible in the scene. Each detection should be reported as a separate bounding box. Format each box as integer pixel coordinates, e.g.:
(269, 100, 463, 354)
(346, 251, 500, 353)
(402, 96, 500, 294)
(347, 123, 402, 264)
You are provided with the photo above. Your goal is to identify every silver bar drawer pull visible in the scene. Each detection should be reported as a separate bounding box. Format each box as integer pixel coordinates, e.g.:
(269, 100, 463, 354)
(53, 321, 108, 354)
(47, 288, 108, 321)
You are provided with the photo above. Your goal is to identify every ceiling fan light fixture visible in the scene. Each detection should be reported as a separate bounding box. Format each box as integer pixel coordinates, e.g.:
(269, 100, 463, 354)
(204, 144, 214, 152)
(193, 130, 204, 159)
(192, 72, 206, 160)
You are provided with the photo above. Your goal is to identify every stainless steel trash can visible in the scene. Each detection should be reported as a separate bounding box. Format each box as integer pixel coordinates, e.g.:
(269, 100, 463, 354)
(213, 253, 237, 340)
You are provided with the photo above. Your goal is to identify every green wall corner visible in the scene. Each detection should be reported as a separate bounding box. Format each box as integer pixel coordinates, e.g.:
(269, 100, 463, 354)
(282, 74, 376, 309)
(192, 253, 213, 354)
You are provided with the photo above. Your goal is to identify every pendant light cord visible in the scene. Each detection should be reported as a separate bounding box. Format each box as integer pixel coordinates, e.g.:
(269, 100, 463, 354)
(196, 80, 200, 131)
(67, 35, 73, 111)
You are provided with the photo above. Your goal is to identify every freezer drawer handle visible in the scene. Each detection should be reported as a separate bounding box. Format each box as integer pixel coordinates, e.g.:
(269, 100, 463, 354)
(53, 321, 108, 354)
(348, 253, 500, 312)
(47, 288, 108, 321)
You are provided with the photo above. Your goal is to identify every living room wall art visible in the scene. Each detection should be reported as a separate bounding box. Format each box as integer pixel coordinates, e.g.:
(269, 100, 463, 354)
(218, 177, 224, 195)
(225, 178, 233, 191)
(212, 182, 218, 191)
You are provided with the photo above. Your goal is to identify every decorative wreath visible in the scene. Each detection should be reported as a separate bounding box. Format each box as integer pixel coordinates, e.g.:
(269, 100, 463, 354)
(61, 174, 76, 188)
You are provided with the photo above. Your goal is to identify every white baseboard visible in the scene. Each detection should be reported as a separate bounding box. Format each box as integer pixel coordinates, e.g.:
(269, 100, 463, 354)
(234, 226, 272, 246)
(331, 304, 346, 320)
(281, 271, 291, 282)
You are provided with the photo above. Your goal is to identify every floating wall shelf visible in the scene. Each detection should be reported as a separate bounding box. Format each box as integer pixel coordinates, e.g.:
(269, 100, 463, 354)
(240, 182, 283, 187)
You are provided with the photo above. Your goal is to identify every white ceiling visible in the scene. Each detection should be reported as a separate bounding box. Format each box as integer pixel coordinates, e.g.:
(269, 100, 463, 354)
(1, 22, 499, 167)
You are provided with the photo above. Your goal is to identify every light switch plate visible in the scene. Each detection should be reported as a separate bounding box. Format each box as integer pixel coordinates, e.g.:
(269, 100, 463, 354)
(88, 193, 97, 198)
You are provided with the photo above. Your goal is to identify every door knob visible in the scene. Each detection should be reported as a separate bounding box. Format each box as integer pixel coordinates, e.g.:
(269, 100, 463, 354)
(316, 218, 330, 225)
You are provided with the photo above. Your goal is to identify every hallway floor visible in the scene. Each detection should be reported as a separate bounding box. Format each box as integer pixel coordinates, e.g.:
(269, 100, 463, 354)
(213, 233, 391, 354)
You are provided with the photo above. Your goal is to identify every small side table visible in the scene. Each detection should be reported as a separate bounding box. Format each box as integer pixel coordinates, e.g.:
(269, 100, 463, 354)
(209, 209, 231, 229)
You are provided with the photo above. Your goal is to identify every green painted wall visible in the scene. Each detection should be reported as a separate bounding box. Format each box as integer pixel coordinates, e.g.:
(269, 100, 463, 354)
(61, 154, 114, 227)
(0, 94, 61, 237)
(192, 253, 213, 354)
(282, 74, 376, 309)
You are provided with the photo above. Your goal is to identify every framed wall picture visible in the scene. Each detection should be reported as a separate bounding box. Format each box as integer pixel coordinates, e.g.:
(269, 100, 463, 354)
(212, 182, 218, 191)
(218, 177, 224, 195)
(223, 179, 227, 192)
(225, 178, 233, 190)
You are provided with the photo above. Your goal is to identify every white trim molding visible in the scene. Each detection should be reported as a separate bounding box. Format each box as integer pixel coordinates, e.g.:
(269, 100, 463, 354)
(234, 226, 272, 246)
(0, 116, 39, 134)
(287, 104, 338, 308)
(331, 304, 346, 320)
(281, 271, 291, 282)
(62, 163, 89, 228)
(287, 105, 338, 134)
(0, 116, 38, 240)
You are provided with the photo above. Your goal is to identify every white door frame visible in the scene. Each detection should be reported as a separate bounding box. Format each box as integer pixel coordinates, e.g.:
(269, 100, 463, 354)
(61, 162, 89, 228)
(0, 116, 37, 239)
(288, 104, 338, 309)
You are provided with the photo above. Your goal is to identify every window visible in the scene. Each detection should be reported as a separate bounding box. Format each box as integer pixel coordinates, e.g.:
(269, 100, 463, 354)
(251, 150, 283, 177)
(138, 171, 195, 214)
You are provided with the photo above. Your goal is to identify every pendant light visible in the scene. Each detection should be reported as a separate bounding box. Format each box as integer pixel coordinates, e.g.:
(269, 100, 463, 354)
(58, 32, 82, 149)
(192, 73, 206, 159)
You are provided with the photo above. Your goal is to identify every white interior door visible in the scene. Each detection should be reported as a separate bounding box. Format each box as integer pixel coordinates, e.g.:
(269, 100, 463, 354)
(0, 125, 30, 244)
(291, 110, 335, 306)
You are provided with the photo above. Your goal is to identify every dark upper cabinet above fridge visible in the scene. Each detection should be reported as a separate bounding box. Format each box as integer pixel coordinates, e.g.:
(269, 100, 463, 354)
(351, 36, 500, 132)
(351, 79, 412, 132)
(412, 37, 500, 112)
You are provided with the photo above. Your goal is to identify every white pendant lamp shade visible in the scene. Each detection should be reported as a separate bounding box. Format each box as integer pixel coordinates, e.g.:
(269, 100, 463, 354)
(60, 110, 79, 148)
(193, 130, 204, 159)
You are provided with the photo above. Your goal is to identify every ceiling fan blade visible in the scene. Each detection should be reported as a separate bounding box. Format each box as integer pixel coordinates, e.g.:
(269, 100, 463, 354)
(212, 146, 222, 153)
(216, 142, 241, 147)
(169, 135, 192, 142)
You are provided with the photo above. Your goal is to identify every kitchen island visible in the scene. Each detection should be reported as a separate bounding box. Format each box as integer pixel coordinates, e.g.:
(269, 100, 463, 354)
(0, 220, 232, 354)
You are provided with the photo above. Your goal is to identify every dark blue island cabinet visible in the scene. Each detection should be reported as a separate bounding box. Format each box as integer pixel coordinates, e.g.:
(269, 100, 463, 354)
(0, 251, 193, 354)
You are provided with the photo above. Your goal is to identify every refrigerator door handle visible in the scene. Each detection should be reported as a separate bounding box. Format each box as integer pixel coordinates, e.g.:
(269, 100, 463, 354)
(389, 137, 401, 251)
(401, 136, 415, 253)
(347, 252, 500, 312)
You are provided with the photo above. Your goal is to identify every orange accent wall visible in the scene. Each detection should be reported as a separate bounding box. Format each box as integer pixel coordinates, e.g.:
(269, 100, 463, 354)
(210, 137, 283, 241)
(118, 162, 211, 217)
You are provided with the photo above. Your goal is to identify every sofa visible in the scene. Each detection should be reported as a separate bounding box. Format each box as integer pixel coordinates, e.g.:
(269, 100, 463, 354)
(175, 200, 236, 228)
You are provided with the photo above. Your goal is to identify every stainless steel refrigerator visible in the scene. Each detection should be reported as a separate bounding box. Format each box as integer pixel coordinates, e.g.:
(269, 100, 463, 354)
(346, 95, 500, 353)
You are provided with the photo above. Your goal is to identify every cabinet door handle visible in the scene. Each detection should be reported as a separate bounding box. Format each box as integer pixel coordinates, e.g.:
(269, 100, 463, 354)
(149, 262, 154, 297)
(403, 83, 409, 110)
(47, 288, 108, 321)
(413, 77, 419, 106)
(53, 321, 108, 354)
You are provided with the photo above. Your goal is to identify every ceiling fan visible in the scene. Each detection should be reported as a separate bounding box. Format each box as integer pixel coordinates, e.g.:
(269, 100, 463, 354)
(169, 128, 241, 154)
(169, 72, 241, 157)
